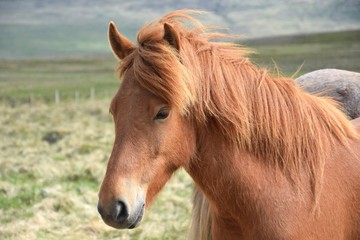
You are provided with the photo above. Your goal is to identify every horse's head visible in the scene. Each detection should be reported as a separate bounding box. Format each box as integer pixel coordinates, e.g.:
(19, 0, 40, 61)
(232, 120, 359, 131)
(97, 21, 196, 229)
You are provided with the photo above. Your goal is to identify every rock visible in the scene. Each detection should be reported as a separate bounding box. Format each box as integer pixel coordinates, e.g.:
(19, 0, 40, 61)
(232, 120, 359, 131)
(42, 131, 64, 144)
(296, 69, 360, 119)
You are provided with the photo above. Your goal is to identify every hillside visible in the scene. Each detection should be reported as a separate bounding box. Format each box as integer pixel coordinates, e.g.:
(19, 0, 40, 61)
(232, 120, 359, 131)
(244, 29, 360, 74)
(0, 0, 359, 58)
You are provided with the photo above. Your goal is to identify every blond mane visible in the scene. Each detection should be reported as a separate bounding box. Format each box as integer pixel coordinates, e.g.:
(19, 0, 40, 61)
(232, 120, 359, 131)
(119, 10, 358, 200)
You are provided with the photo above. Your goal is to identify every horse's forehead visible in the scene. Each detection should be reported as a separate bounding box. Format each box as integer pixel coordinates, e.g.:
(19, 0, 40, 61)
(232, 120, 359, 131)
(115, 72, 144, 102)
(114, 71, 160, 110)
(119, 69, 137, 94)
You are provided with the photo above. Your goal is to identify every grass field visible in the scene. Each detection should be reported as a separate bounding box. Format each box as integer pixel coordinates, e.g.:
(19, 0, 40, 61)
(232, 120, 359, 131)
(0, 30, 359, 239)
(245, 30, 360, 75)
(0, 100, 193, 240)
(0, 57, 119, 104)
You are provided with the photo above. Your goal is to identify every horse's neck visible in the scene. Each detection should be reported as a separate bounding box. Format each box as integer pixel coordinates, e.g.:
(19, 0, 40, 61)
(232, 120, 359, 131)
(186, 130, 313, 239)
(186, 131, 282, 222)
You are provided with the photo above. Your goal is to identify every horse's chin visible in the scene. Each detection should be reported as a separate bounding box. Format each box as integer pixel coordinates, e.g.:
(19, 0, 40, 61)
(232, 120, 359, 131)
(128, 219, 141, 229)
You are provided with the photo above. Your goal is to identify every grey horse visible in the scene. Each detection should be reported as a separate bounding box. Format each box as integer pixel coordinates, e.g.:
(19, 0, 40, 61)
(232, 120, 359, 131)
(296, 69, 360, 119)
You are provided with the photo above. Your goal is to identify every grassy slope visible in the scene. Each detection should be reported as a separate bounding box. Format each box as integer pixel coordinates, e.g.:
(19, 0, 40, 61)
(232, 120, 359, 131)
(244, 30, 360, 76)
(0, 57, 119, 104)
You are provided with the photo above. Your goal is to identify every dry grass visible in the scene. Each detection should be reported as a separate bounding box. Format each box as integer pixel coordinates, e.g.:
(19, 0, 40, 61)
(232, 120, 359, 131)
(0, 100, 193, 240)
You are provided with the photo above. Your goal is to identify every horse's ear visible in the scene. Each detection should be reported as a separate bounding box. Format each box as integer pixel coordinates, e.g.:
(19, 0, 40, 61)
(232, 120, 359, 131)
(164, 23, 180, 51)
(108, 21, 135, 60)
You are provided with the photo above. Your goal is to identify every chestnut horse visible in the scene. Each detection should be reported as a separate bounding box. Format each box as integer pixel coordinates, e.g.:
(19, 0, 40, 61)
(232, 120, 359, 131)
(97, 10, 360, 239)
(190, 69, 360, 239)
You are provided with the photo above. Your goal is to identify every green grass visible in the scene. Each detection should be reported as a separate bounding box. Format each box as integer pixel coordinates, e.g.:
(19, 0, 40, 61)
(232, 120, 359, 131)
(244, 30, 360, 76)
(0, 101, 193, 239)
(0, 57, 120, 104)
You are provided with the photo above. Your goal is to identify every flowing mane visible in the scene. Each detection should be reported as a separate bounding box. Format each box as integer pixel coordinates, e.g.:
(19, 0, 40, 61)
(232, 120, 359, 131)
(118, 10, 358, 199)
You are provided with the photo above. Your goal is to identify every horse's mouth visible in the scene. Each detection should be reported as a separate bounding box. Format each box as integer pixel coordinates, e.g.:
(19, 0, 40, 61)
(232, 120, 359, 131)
(128, 205, 145, 229)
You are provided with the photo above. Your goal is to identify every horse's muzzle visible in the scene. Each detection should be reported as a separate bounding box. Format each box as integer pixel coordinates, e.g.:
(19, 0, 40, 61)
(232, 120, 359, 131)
(97, 198, 145, 229)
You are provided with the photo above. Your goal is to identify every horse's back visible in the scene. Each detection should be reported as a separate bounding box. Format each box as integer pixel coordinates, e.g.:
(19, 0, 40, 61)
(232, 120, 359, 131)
(351, 117, 360, 127)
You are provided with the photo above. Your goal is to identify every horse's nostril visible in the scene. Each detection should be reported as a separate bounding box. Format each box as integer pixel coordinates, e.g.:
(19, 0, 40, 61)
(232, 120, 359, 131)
(112, 199, 129, 223)
(97, 202, 104, 216)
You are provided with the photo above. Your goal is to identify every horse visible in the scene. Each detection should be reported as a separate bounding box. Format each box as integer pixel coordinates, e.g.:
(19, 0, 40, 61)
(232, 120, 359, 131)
(190, 68, 360, 240)
(295, 69, 360, 119)
(97, 10, 360, 239)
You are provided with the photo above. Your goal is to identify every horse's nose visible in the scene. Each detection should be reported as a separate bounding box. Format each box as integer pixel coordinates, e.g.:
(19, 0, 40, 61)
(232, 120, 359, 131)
(98, 199, 130, 224)
(111, 199, 129, 223)
(97, 202, 104, 216)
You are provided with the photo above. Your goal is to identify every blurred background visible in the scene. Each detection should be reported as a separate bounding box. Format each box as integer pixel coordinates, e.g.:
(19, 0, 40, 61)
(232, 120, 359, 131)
(0, 0, 359, 58)
(0, 1, 359, 239)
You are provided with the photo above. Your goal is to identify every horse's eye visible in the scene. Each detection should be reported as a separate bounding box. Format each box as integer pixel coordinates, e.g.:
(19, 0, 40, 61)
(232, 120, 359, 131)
(154, 107, 170, 120)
